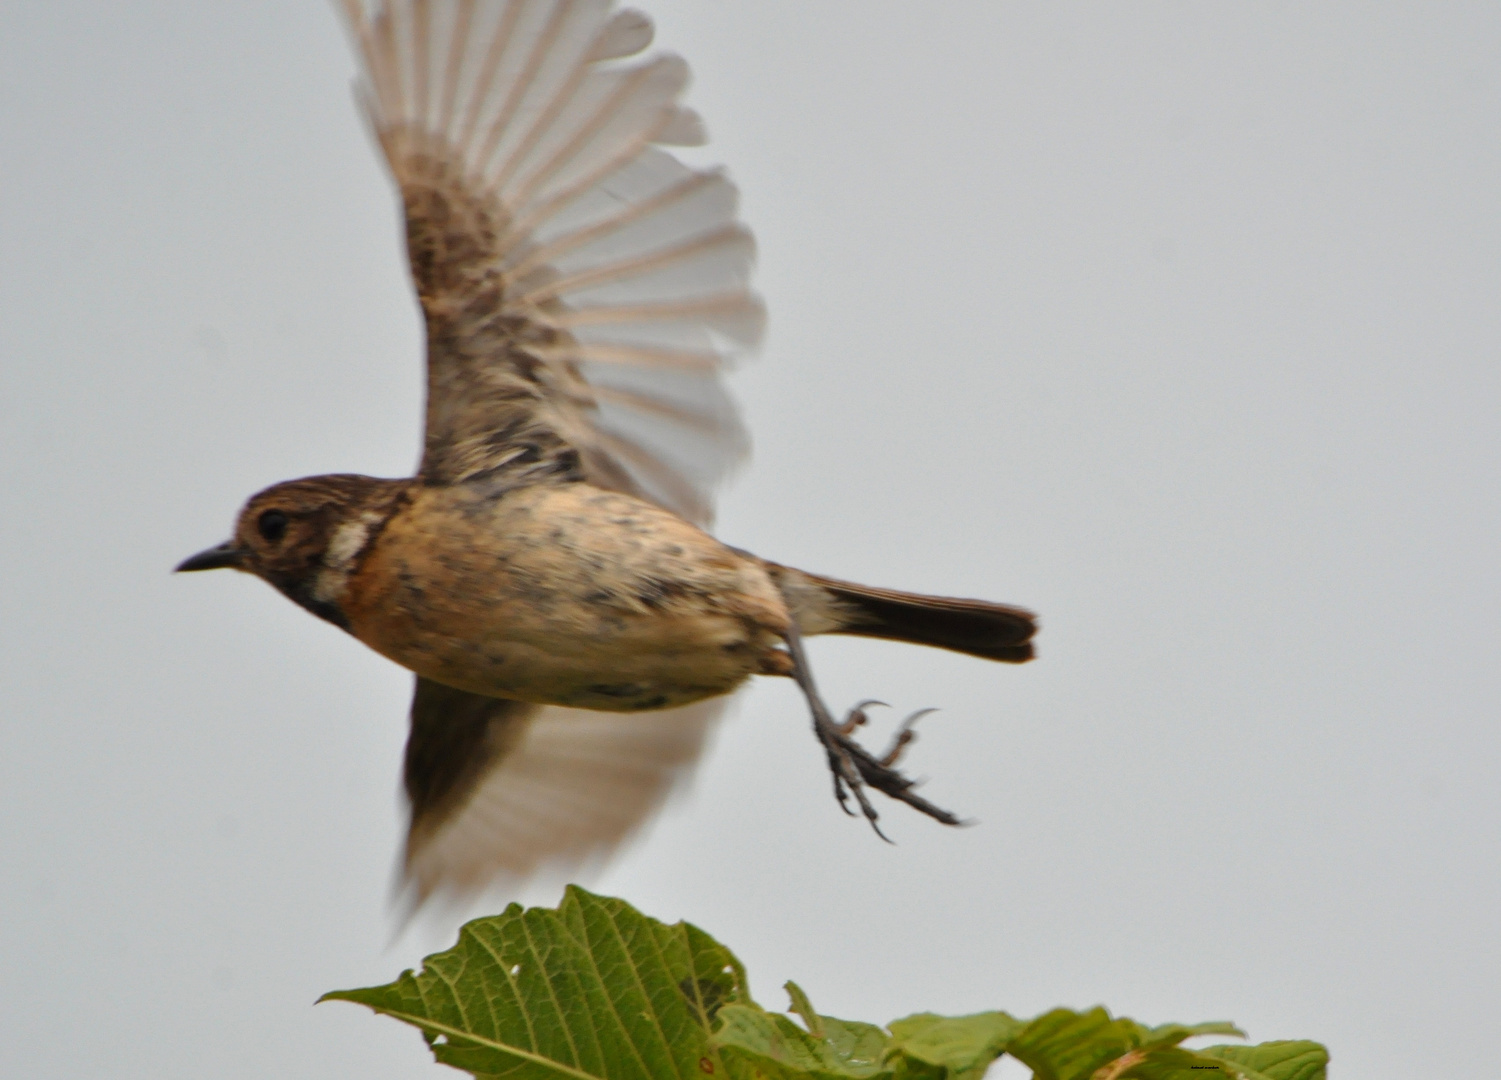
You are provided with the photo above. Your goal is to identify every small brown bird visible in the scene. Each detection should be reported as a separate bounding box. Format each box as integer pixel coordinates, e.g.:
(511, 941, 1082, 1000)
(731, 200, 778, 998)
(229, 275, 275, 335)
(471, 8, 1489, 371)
(178, 0, 1036, 905)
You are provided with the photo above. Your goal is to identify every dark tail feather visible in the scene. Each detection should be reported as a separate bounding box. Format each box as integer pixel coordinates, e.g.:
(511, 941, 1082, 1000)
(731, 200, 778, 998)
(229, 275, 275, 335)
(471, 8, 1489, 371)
(804, 572, 1037, 663)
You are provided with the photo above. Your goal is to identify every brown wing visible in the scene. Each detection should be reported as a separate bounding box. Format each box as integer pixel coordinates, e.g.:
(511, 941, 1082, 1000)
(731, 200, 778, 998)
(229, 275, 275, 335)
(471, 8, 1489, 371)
(340, 1, 752, 903)
(340, 0, 760, 524)
(401, 677, 718, 907)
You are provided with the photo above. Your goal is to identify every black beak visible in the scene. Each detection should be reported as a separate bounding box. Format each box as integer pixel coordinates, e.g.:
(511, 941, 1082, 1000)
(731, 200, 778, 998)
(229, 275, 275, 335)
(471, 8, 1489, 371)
(175, 541, 246, 573)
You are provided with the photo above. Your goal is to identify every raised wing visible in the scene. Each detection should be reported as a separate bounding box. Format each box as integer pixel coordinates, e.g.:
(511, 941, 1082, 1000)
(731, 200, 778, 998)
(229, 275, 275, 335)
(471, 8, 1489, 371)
(340, 0, 760, 524)
(402, 677, 718, 906)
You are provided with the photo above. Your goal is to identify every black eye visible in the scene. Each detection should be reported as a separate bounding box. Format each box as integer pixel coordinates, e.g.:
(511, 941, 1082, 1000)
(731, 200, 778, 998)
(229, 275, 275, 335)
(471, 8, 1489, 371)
(257, 509, 289, 543)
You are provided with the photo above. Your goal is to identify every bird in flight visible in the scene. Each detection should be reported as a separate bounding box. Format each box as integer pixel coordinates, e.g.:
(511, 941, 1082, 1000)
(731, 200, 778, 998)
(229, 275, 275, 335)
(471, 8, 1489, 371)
(177, 0, 1037, 907)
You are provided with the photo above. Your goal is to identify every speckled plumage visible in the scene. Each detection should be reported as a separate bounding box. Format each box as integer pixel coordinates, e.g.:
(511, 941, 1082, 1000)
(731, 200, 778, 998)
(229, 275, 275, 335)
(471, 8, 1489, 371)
(178, 0, 1036, 907)
(341, 482, 791, 710)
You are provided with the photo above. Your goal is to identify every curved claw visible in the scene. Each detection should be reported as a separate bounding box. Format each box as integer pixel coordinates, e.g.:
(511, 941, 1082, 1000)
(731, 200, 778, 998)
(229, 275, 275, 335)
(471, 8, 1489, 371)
(844, 770, 893, 843)
(826, 751, 857, 816)
(838, 699, 888, 736)
(880, 708, 939, 766)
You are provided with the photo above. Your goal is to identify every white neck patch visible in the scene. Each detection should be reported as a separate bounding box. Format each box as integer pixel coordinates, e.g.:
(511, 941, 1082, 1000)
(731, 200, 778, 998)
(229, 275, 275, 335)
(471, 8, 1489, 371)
(313, 510, 385, 603)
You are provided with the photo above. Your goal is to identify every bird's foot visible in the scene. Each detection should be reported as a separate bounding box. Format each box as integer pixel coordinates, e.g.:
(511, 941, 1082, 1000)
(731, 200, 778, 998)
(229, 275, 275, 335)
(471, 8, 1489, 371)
(782, 625, 965, 838)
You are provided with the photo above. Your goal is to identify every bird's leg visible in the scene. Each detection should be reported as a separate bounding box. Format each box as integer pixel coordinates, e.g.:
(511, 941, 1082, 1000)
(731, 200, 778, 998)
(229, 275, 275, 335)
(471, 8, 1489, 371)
(780, 622, 965, 836)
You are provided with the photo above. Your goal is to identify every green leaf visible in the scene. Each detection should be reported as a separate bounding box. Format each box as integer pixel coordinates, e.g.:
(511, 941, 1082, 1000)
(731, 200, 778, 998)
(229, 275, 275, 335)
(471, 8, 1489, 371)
(1006, 1007, 1141, 1080)
(785, 981, 825, 1038)
(715, 1002, 1020, 1080)
(1005, 1009, 1246, 1080)
(321, 885, 746, 1080)
(1056, 1030, 1324, 1080)
(712, 986, 892, 1080)
(885, 1011, 1023, 1080)
(1131, 1022, 1246, 1053)
(1199, 1041, 1329, 1080)
(322, 887, 1328, 1080)
(1100, 1046, 1242, 1080)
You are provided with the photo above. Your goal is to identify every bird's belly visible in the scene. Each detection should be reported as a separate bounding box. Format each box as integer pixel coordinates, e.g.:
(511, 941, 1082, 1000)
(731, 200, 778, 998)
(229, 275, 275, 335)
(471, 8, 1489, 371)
(375, 607, 773, 711)
(338, 484, 790, 711)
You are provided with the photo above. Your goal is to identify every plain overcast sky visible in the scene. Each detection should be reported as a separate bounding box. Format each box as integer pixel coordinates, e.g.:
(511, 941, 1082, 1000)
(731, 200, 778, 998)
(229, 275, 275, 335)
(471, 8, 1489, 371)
(2, 2, 1498, 1077)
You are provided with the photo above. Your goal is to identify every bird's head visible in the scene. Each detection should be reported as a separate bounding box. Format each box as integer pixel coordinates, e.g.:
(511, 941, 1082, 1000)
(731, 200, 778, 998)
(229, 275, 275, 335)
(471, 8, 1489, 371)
(176, 473, 406, 627)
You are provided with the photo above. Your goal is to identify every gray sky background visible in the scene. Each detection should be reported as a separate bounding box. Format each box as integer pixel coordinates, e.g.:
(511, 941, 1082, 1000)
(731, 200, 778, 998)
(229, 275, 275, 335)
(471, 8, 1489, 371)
(2, 2, 1498, 1077)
